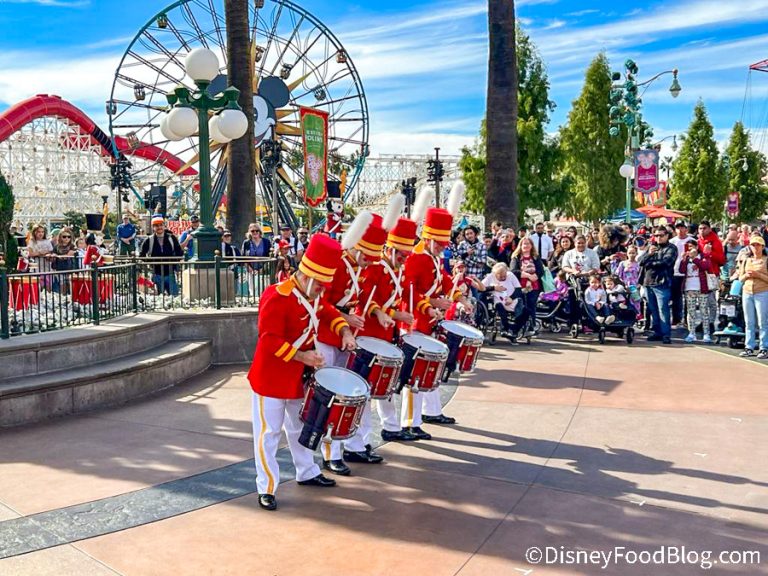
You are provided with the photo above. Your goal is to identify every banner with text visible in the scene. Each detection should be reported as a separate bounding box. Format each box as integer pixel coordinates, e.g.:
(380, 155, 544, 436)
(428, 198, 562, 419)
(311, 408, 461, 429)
(300, 107, 329, 207)
(633, 149, 660, 195)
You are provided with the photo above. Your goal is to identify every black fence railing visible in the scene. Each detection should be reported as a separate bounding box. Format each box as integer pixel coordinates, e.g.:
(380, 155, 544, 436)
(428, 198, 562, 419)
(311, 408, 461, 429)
(0, 256, 277, 339)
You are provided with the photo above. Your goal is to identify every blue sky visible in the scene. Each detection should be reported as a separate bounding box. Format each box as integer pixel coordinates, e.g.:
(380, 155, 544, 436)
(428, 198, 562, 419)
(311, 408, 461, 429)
(1, 0, 768, 160)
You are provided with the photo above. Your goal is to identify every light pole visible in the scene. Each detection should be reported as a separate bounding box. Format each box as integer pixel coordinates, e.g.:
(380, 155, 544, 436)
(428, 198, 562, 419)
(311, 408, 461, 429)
(609, 61, 681, 222)
(162, 47, 248, 260)
(260, 125, 281, 237)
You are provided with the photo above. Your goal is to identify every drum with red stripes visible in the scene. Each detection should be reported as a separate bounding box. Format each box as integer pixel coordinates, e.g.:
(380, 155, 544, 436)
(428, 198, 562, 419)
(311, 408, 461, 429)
(399, 333, 449, 393)
(346, 336, 404, 399)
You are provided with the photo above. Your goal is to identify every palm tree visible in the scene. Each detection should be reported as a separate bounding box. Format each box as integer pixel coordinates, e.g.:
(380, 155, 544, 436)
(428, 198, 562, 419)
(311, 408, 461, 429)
(485, 0, 518, 227)
(225, 0, 256, 245)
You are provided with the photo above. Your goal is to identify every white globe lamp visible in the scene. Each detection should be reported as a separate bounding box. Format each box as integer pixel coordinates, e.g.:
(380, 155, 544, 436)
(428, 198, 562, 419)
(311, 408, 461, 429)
(209, 115, 232, 144)
(216, 109, 249, 140)
(166, 106, 198, 138)
(619, 161, 634, 179)
(160, 114, 185, 142)
(185, 48, 220, 83)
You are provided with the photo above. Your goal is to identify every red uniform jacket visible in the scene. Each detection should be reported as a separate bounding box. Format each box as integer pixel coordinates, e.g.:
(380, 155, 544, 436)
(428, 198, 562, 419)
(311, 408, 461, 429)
(402, 252, 461, 335)
(355, 258, 402, 342)
(317, 252, 360, 348)
(248, 277, 349, 399)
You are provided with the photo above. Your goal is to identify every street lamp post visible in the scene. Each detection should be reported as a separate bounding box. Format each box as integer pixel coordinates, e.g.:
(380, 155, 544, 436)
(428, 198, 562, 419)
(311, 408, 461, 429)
(609, 61, 681, 222)
(162, 47, 248, 260)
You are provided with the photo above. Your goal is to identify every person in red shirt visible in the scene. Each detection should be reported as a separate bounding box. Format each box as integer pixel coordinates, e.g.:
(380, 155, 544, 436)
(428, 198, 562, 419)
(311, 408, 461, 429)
(248, 235, 355, 511)
(697, 220, 726, 330)
(356, 215, 418, 441)
(315, 210, 388, 474)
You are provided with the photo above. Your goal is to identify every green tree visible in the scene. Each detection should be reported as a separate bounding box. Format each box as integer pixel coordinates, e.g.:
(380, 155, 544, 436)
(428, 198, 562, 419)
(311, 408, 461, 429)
(724, 121, 768, 223)
(669, 101, 726, 221)
(485, 0, 518, 226)
(461, 26, 562, 218)
(0, 170, 18, 269)
(225, 0, 256, 246)
(559, 53, 625, 223)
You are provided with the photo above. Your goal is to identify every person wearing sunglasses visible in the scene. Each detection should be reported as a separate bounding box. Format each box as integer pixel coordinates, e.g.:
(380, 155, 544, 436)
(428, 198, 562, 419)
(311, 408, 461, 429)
(52, 227, 78, 294)
(637, 226, 677, 344)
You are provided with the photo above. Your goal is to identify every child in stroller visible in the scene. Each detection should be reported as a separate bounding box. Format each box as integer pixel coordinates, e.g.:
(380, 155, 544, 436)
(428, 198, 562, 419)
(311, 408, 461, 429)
(537, 270, 571, 332)
(570, 274, 637, 344)
(713, 277, 746, 348)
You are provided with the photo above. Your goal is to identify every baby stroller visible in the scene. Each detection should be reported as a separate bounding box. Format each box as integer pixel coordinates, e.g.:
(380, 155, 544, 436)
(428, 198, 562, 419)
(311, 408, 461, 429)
(713, 279, 745, 349)
(568, 275, 636, 345)
(536, 293, 571, 333)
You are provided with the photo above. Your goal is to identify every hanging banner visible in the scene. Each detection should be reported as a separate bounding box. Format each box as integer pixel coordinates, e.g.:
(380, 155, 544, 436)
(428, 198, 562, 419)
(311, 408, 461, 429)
(726, 191, 740, 218)
(633, 149, 660, 194)
(300, 107, 329, 207)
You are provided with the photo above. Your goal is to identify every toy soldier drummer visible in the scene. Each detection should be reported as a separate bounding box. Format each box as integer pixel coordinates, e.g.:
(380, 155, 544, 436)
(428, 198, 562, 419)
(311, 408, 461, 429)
(248, 235, 355, 511)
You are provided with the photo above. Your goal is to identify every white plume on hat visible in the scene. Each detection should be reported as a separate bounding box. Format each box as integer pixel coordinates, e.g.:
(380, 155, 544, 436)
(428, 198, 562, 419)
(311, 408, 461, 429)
(411, 185, 433, 225)
(382, 193, 405, 231)
(341, 210, 374, 250)
(446, 180, 465, 219)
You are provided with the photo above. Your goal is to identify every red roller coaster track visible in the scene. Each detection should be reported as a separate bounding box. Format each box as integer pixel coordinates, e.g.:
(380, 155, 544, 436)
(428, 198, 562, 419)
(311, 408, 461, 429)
(0, 94, 196, 177)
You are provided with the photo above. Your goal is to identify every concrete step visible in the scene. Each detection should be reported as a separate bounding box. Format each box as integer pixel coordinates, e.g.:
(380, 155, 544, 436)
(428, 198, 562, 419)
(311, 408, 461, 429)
(0, 313, 172, 382)
(0, 339, 212, 427)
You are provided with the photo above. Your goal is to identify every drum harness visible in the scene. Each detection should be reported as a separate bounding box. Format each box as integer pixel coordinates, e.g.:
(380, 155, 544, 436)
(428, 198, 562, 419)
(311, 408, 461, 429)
(335, 256, 360, 309)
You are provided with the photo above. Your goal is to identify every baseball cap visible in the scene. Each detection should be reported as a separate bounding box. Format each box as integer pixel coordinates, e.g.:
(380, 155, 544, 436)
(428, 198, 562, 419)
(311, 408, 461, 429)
(190, 214, 200, 222)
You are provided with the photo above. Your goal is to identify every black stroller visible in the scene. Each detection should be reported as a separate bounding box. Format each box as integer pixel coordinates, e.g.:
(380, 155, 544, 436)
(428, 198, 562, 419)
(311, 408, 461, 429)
(713, 278, 745, 349)
(536, 294, 571, 333)
(568, 275, 636, 344)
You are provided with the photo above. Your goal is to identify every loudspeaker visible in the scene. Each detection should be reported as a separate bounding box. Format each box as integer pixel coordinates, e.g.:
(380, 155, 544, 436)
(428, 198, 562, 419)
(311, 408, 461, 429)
(150, 185, 167, 215)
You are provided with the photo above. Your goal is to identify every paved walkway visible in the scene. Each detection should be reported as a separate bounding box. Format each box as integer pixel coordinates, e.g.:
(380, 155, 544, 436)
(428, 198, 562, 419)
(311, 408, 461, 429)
(0, 336, 767, 575)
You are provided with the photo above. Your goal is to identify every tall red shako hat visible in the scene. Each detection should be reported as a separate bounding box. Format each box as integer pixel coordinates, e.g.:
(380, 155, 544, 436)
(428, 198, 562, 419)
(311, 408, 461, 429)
(299, 234, 343, 284)
(421, 208, 453, 244)
(387, 218, 418, 252)
(356, 214, 388, 261)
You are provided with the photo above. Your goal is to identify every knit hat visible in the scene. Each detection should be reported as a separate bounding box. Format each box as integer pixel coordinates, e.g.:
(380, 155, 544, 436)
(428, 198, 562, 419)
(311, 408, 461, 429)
(151, 214, 164, 226)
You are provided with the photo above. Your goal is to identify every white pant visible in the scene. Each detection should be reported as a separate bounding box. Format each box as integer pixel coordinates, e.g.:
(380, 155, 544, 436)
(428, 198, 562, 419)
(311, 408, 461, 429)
(376, 396, 400, 432)
(422, 388, 443, 417)
(316, 342, 352, 459)
(251, 393, 320, 495)
(401, 387, 422, 428)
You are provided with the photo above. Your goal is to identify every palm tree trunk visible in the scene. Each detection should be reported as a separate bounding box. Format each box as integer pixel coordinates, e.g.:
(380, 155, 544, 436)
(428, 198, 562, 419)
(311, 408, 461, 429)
(485, 0, 518, 227)
(225, 0, 256, 246)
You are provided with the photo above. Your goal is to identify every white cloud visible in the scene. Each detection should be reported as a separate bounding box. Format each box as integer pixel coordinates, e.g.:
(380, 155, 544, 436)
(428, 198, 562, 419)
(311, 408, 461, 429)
(369, 130, 474, 156)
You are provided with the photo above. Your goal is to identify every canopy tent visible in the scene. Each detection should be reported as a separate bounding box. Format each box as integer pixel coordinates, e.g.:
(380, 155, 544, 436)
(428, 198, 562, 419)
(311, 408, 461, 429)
(606, 209, 647, 223)
(638, 206, 686, 220)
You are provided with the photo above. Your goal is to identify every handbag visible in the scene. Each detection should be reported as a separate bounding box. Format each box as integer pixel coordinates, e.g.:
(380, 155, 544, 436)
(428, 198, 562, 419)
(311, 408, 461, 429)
(706, 273, 719, 291)
(541, 267, 556, 293)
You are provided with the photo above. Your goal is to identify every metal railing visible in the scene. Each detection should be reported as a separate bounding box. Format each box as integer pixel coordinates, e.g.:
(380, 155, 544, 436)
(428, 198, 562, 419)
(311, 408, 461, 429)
(0, 256, 277, 339)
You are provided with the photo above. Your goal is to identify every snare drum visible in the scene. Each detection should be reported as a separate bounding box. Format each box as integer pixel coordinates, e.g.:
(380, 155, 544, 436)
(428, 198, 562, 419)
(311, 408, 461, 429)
(298, 367, 370, 450)
(439, 320, 485, 376)
(347, 337, 404, 400)
(399, 333, 449, 393)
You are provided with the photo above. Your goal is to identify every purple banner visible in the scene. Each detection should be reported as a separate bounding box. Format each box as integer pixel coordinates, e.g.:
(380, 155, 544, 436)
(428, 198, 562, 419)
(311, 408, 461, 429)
(634, 149, 660, 195)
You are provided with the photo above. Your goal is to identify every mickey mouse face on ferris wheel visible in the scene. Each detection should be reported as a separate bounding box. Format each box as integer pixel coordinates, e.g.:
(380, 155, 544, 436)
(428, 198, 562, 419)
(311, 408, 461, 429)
(207, 73, 289, 146)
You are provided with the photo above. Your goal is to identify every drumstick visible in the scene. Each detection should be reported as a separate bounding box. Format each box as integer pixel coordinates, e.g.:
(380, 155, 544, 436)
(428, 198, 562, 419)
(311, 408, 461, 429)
(353, 286, 377, 336)
(409, 285, 415, 334)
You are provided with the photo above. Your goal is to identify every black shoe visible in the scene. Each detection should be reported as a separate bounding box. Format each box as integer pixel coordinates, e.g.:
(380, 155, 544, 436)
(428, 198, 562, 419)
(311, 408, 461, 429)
(323, 459, 351, 475)
(406, 426, 432, 440)
(662, 337, 671, 344)
(647, 334, 663, 342)
(297, 474, 337, 487)
(343, 449, 384, 464)
(381, 429, 417, 442)
(258, 493, 277, 511)
(422, 414, 457, 425)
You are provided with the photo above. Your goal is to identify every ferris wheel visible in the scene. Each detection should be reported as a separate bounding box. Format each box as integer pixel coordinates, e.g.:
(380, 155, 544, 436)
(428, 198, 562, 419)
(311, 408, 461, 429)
(108, 0, 369, 225)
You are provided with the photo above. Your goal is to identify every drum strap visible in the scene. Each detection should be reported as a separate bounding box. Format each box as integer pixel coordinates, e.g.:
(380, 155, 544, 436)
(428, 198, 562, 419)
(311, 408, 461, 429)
(291, 288, 319, 350)
(381, 259, 402, 310)
(424, 254, 442, 298)
(336, 255, 360, 308)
